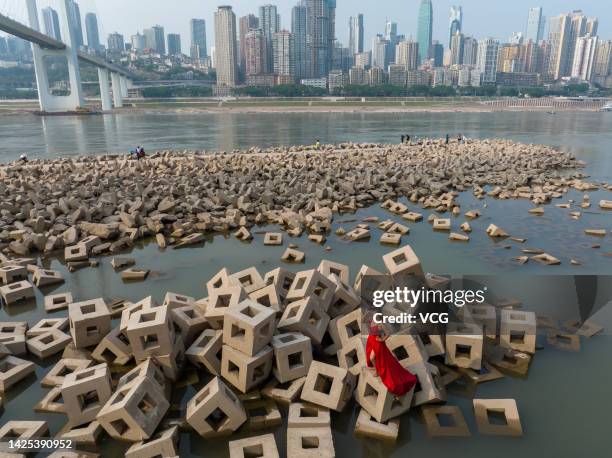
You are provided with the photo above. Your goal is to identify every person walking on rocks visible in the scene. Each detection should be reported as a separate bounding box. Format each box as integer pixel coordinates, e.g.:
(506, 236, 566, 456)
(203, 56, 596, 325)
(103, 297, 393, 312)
(366, 324, 417, 399)
(445, 134, 450, 145)
(18, 153, 28, 164)
(314, 139, 321, 150)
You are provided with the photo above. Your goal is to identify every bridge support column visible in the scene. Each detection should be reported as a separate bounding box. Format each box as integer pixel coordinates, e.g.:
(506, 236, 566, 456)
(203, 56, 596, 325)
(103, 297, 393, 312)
(97, 68, 112, 111)
(111, 72, 124, 108)
(120, 76, 129, 98)
(26, 0, 84, 112)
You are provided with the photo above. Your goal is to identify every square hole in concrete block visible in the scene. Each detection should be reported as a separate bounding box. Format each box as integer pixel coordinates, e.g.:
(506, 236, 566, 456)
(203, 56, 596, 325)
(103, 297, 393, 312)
(139, 312, 157, 323)
(231, 324, 246, 340)
(241, 306, 261, 318)
(86, 326, 99, 336)
(363, 382, 379, 402)
(510, 330, 525, 344)
(205, 407, 228, 431)
(313, 373, 334, 395)
(80, 303, 96, 315)
(486, 409, 508, 426)
(243, 444, 264, 458)
(137, 393, 156, 417)
(75, 369, 95, 381)
(294, 277, 307, 290)
(456, 344, 472, 359)
(436, 412, 457, 427)
(392, 346, 409, 361)
(228, 360, 240, 377)
(0, 360, 17, 372)
(195, 388, 210, 405)
(288, 351, 304, 370)
(286, 305, 300, 319)
(253, 362, 266, 379)
(345, 349, 359, 367)
(78, 390, 100, 411)
(279, 334, 296, 344)
(302, 436, 320, 449)
(110, 418, 130, 435)
(344, 320, 360, 338)
(300, 406, 319, 418)
(140, 333, 160, 351)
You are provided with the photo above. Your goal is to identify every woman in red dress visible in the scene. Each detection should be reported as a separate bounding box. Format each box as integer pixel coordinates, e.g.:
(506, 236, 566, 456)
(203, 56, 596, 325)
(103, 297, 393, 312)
(366, 325, 418, 398)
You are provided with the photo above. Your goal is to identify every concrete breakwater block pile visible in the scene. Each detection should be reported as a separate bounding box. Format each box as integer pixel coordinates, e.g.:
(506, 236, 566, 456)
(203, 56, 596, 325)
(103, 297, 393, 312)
(0, 245, 604, 456)
(0, 139, 599, 259)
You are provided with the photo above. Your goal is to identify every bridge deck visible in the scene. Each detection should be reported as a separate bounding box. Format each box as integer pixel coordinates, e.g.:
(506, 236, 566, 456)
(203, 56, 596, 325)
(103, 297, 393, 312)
(0, 12, 65, 49)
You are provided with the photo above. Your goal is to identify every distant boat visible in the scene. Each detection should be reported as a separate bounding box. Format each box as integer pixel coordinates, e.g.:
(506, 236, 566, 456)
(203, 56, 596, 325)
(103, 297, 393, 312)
(601, 102, 612, 112)
(547, 111, 556, 115)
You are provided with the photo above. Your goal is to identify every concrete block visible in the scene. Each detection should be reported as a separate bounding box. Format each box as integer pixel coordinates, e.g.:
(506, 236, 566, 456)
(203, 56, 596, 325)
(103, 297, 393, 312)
(388, 222, 410, 235)
(382, 245, 424, 279)
(27, 318, 68, 337)
(486, 224, 509, 237)
(418, 332, 445, 357)
(56, 420, 103, 445)
(287, 425, 334, 458)
(0, 355, 35, 392)
(406, 361, 446, 406)
(301, 361, 356, 412)
(0, 421, 48, 452)
(445, 323, 483, 370)
(125, 426, 179, 458)
(286, 270, 335, 311)
(346, 227, 371, 241)
(162, 292, 195, 311)
(44, 292, 74, 313)
(422, 405, 470, 437)
(223, 300, 276, 356)
(61, 363, 112, 427)
(287, 402, 330, 428)
(458, 361, 505, 384)
(499, 309, 536, 354)
(354, 408, 400, 442)
(327, 274, 361, 318)
(68, 299, 111, 349)
(433, 219, 451, 231)
(206, 268, 231, 296)
(465, 304, 497, 339)
(263, 268, 295, 299)
(402, 212, 423, 222)
(229, 433, 279, 458)
(354, 265, 391, 300)
(264, 233, 283, 246)
(317, 260, 350, 284)
(221, 344, 273, 393)
(380, 233, 402, 245)
(119, 297, 156, 334)
(0, 321, 26, 334)
(337, 336, 367, 376)
(32, 268, 64, 288)
(186, 376, 247, 438)
(80, 235, 101, 254)
(111, 258, 136, 270)
(171, 305, 209, 347)
(27, 330, 71, 359)
(126, 306, 175, 361)
(0, 332, 26, 355)
(205, 285, 248, 330)
(153, 334, 186, 382)
(386, 334, 428, 367)
(278, 297, 330, 345)
(473, 399, 522, 436)
(261, 376, 305, 404)
(117, 359, 168, 399)
(271, 333, 312, 383)
(91, 327, 133, 366)
(229, 268, 266, 295)
(0, 280, 34, 305)
(355, 368, 413, 422)
(243, 398, 282, 430)
(97, 375, 169, 442)
(65, 244, 88, 262)
(334, 308, 363, 346)
(281, 248, 305, 263)
(546, 330, 581, 352)
(34, 386, 66, 413)
(41, 358, 93, 387)
(0, 265, 28, 284)
(249, 284, 284, 314)
(186, 329, 223, 375)
(121, 269, 150, 282)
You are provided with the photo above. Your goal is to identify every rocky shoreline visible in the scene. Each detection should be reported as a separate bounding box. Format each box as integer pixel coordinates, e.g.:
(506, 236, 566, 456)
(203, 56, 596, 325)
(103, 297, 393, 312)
(0, 139, 607, 261)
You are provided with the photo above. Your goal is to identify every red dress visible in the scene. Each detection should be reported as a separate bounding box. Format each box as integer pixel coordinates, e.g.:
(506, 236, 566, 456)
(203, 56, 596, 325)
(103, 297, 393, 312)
(366, 333, 418, 396)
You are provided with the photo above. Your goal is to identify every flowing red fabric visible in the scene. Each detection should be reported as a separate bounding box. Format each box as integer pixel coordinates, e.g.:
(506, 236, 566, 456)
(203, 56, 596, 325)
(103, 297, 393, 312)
(366, 331, 418, 396)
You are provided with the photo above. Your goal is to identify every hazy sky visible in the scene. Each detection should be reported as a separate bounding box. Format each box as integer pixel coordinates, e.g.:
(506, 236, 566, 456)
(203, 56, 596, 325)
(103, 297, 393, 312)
(2, 1, 609, 47)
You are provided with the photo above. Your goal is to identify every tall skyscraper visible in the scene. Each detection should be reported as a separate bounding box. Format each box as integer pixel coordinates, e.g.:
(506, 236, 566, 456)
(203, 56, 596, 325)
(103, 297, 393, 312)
(144, 25, 166, 54)
(571, 35, 598, 81)
(292, 2, 309, 80)
(190, 19, 207, 59)
(260, 5, 281, 73)
(547, 12, 595, 80)
(385, 22, 398, 45)
(245, 29, 267, 76)
(462, 36, 478, 66)
(85, 13, 100, 52)
(131, 33, 145, 51)
(167, 34, 182, 56)
(41, 7, 61, 41)
(67, 0, 84, 48)
(239, 15, 259, 74)
(449, 6, 463, 48)
(273, 30, 295, 77)
(107, 32, 125, 52)
(396, 40, 419, 71)
(593, 41, 612, 78)
(307, 0, 337, 78)
(431, 41, 444, 67)
(417, 0, 433, 64)
(214, 5, 239, 87)
(526, 7, 545, 43)
(477, 38, 499, 83)
(372, 35, 389, 69)
(450, 32, 464, 65)
(349, 14, 364, 55)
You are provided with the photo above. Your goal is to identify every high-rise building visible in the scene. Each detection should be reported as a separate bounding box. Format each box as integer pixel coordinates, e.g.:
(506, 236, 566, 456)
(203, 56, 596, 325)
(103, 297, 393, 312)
(167, 34, 182, 56)
(431, 41, 444, 67)
(144, 25, 166, 54)
(349, 14, 364, 55)
(273, 30, 295, 77)
(526, 7, 545, 43)
(67, 0, 84, 48)
(477, 38, 500, 83)
(244, 29, 267, 76)
(214, 5, 239, 87)
(332, 41, 353, 71)
(355, 52, 371, 69)
(260, 5, 281, 74)
(396, 40, 419, 71)
(369, 67, 385, 86)
(389, 64, 408, 86)
(0, 37, 8, 56)
(547, 12, 596, 80)
(450, 32, 464, 65)
(107, 32, 125, 52)
(586, 18, 598, 36)
(292, 2, 309, 80)
(498, 44, 522, 72)
(307, 0, 337, 78)
(85, 13, 100, 52)
(593, 41, 612, 77)
(239, 15, 259, 74)
(42, 7, 61, 41)
(509, 32, 524, 45)
(372, 35, 389, 70)
(462, 37, 478, 66)
(520, 40, 545, 73)
(385, 22, 398, 45)
(417, 0, 433, 64)
(572, 35, 598, 81)
(449, 6, 463, 48)
(190, 19, 207, 59)
(131, 33, 145, 51)
(349, 66, 368, 85)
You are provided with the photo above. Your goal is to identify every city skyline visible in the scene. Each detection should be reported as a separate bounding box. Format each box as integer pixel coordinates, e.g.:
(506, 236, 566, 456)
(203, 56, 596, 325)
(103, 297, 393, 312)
(4, 0, 608, 52)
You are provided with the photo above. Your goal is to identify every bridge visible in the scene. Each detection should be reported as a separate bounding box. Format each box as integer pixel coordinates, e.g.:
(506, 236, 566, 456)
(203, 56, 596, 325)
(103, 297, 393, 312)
(0, 0, 133, 112)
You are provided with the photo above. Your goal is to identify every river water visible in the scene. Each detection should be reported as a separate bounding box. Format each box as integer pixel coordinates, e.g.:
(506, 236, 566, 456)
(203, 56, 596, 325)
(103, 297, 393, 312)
(0, 111, 611, 457)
